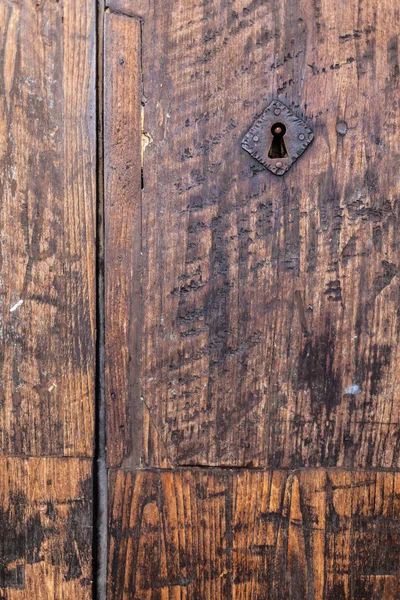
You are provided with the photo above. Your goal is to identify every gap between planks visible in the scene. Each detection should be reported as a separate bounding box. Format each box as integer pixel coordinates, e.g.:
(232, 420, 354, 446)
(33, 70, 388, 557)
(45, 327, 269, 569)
(108, 465, 400, 473)
(94, 1, 107, 600)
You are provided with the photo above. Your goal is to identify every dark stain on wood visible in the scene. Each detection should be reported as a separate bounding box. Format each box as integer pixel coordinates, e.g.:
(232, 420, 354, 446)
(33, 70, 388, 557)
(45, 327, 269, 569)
(0, 0, 96, 457)
(297, 318, 342, 416)
(0, 492, 26, 589)
(63, 476, 93, 582)
(0, 459, 92, 597)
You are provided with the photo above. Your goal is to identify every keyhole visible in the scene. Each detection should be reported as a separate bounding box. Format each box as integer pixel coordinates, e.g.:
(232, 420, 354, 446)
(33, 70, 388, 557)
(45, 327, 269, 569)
(268, 123, 288, 159)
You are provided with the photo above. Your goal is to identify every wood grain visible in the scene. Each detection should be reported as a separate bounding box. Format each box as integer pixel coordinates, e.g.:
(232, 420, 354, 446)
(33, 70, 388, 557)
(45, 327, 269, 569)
(108, 468, 400, 600)
(104, 10, 142, 468)
(0, 0, 96, 456)
(104, 0, 400, 596)
(0, 1, 95, 595)
(0, 458, 92, 599)
(106, 0, 400, 468)
(106, 0, 148, 18)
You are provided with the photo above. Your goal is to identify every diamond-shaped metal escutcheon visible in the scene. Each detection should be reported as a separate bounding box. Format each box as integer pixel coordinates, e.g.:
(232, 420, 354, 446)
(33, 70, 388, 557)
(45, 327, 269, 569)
(242, 100, 314, 176)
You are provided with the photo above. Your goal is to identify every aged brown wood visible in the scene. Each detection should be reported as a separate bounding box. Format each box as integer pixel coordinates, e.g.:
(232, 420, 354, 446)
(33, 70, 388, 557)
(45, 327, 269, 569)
(104, 9, 143, 469)
(0, 1, 95, 597)
(108, 468, 400, 599)
(104, 0, 400, 597)
(106, 0, 148, 18)
(0, 0, 96, 457)
(0, 458, 92, 599)
(105, 0, 400, 470)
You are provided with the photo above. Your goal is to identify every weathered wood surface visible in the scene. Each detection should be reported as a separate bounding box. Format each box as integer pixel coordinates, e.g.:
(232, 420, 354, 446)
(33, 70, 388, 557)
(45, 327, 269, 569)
(0, 1, 95, 597)
(107, 0, 148, 18)
(0, 0, 96, 457)
(105, 0, 400, 468)
(108, 468, 400, 599)
(0, 458, 92, 599)
(104, 0, 400, 597)
(104, 10, 142, 469)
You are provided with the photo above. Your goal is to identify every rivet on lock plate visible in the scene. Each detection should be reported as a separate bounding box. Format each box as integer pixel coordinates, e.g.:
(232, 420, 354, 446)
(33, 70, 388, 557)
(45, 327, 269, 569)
(242, 100, 314, 176)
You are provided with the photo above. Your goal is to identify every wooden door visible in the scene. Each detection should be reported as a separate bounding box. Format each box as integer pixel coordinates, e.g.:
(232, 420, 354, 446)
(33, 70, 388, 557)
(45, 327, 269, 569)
(1, 0, 400, 599)
(104, 0, 400, 598)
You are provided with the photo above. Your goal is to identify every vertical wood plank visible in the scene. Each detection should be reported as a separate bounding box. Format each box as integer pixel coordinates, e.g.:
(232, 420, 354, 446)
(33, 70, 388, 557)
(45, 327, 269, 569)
(0, 1, 95, 596)
(116, 0, 400, 468)
(108, 469, 231, 599)
(104, 10, 142, 468)
(0, 0, 96, 457)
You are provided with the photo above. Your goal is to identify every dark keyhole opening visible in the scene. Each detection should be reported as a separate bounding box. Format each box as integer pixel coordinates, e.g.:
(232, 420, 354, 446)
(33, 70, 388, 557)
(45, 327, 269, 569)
(268, 123, 288, 159)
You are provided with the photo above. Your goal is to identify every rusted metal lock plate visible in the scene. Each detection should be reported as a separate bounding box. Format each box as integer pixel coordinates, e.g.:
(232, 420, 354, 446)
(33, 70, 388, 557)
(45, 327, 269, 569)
(242, 100, 313, 175)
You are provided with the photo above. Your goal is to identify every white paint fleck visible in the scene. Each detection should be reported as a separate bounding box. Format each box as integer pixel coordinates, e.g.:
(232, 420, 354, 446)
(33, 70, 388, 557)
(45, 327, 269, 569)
(345, 384, 361, 395)
(10, 299, 23, 313)
(48, 383, 57, 393)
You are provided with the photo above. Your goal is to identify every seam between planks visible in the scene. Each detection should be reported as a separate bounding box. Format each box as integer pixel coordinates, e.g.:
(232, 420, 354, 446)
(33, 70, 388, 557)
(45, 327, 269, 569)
(107, 465, 400, 473)
(94, 0, 107, 599)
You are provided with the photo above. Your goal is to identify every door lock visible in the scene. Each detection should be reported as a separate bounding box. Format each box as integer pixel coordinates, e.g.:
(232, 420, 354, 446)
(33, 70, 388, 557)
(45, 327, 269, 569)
(242, 100, 313, 176)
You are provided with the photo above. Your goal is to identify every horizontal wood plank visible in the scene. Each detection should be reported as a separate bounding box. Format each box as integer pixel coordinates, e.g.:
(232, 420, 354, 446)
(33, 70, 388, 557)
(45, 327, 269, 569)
(108, 468, 400, 600)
